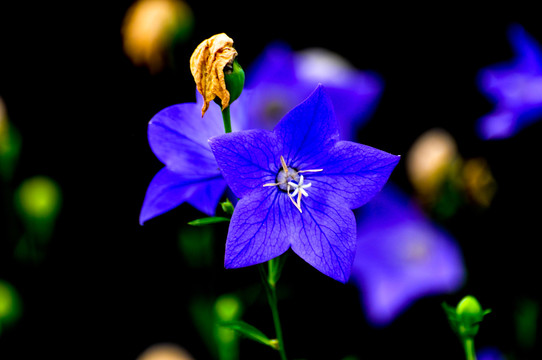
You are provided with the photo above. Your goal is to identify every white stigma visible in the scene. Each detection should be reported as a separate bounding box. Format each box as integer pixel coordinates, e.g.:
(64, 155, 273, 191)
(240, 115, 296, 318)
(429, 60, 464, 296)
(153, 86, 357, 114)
(288, 175, 311, 198)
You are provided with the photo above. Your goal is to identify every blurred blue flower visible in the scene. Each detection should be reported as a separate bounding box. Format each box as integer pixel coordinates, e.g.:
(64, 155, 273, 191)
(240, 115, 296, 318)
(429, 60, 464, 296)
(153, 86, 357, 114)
(139, 92, 246, 224)
(239, 42, 383, 140)
(477, 347, 507, 360)
(209, 85, 399, 282)
(350, 185, 465, 325)
(477, 24, 542, 139)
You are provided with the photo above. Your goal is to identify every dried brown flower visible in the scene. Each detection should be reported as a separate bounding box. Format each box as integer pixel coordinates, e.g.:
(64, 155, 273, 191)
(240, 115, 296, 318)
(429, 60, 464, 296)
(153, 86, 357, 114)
(190, 33, 238, 116)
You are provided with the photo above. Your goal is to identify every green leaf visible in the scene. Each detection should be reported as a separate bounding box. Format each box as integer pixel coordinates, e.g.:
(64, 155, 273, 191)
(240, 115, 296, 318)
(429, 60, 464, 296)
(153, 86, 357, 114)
(188, 217, 230, 226)
(219, 320, 279, 350)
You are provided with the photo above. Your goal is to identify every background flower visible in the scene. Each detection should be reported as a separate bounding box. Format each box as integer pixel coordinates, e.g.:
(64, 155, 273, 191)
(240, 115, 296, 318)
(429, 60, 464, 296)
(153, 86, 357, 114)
(477, 24, 542, 139)
(350, 185, 465, 326)
(238, 42, 383, 141)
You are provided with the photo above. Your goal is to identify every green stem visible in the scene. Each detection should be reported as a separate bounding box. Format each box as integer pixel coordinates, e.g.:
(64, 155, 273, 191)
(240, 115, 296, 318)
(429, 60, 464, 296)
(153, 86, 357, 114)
(259, 262, 287, 360)
(463, 338, 476, 360)
(222, 106, 232, 134)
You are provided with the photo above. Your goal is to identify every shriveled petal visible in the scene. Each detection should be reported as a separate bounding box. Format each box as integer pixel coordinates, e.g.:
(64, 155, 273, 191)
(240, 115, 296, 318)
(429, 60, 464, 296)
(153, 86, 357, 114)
(309, 141, 400, 210)
(139, 167, 226, 224)
(274, 85, 339, 169)
(224, 187, 292, 269)
(148, 102, 223, 176)
(209, 129, 280, 198)
(290, 191, 357, 283)
(190, 33, 238, 116)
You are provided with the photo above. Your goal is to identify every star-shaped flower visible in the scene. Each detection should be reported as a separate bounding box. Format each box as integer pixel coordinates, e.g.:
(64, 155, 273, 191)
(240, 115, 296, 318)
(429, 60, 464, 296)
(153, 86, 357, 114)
(477, 24, 542, 139)
(139, 92, 246, 224)
(209, 85, 400, 282)
(239, 42, 383, 141)
(350, 185, 465, 326)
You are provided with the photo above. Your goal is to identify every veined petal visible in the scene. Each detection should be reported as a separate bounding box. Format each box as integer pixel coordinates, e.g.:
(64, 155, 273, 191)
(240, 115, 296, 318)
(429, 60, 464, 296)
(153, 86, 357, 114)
(224, 187, 292, 268)
(139, 167, 226, 224)
(148, 101, 224, 175)
(309, 141, 400, 210)
(209, 129, 280, 198)
(290, 191, 357, 283)
(274, 85, 339, 169)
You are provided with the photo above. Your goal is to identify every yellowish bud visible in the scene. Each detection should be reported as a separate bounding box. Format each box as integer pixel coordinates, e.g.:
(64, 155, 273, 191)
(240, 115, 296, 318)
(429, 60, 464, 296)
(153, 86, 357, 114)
(190, 33, 238, 116)
(122, 0, 194, 73)
(462, 157, 497, 208)
(407, 128, 458, 200)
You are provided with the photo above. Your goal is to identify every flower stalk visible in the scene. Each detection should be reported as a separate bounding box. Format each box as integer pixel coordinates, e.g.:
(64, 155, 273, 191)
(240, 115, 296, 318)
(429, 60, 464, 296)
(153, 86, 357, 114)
(222, 106, 232, 134)
(259, 256, 288, 360)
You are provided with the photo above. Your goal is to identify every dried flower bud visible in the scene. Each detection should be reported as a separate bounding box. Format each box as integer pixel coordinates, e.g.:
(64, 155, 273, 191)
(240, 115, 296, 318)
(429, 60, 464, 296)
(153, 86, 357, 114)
(190, 33, 239, 116)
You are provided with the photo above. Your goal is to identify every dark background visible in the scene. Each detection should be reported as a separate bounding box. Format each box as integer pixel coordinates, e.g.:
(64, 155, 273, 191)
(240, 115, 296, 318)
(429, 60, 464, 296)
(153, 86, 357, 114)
(0, 2, 541, 359)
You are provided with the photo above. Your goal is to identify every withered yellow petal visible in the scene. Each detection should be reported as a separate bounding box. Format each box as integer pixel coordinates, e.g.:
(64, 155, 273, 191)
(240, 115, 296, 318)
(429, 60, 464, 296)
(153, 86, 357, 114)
(190, 33, 238, 116)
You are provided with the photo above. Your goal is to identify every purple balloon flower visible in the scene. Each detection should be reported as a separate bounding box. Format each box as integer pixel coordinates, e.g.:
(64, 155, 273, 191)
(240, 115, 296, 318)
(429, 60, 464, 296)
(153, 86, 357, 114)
(477, 24, 542, 139)
(209, 85, 399, 282)
(139, 92, 247, 224)
(240, 42, 383, 141)
(350, 185, 465, 325)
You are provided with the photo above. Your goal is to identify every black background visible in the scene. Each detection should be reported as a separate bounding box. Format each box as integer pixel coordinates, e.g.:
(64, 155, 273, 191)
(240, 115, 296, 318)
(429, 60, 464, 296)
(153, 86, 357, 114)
(0, 2, 541, 359)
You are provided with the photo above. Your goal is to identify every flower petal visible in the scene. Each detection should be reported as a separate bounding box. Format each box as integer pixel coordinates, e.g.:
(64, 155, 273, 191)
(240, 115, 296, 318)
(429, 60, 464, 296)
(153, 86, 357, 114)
(209, 129, 280, 198)
(351, 186, 465, 325)
(148, 102, 224, 175)
(139, 167, 226, 224)
(245, 42, 297, 88)
(290, 192, 357, 283)
(309, 141, 400, 210)
(224, 187, 292, 268)
(274, 85, 339, 169)
(509, 23, 542, 73)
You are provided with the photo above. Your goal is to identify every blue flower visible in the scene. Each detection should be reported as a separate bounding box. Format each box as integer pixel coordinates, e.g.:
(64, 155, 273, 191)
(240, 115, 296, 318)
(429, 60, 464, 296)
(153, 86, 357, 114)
(477, 24, 542, 139)
(239, 42, 383, 141)
(139, 92, 246, 224)
(350, 185, 465, 325)
(477, 347, 507, 360)
(209, 85, 399, 282)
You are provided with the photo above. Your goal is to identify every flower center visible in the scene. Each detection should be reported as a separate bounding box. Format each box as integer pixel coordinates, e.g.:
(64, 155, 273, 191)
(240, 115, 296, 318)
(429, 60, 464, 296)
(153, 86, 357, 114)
(275, 166, 299, 192)
(263, 155, 322, 213)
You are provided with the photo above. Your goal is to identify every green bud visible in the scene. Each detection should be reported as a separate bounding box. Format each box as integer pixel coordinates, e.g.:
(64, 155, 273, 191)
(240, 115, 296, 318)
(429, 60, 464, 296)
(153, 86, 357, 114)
(0, 280, 22, 332)
(215, 294, 242, 322)
(15, 176, 61, 219)
(443, 295, 491, 339)
(14, 176, 62, 243)
(220, 199, 234, 215)
(214, 294, 243, 360)
(456, 295, 482, 316)
(224, 59, 244, 106)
